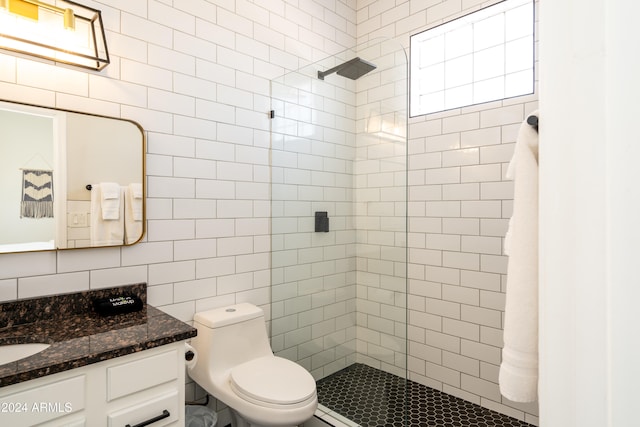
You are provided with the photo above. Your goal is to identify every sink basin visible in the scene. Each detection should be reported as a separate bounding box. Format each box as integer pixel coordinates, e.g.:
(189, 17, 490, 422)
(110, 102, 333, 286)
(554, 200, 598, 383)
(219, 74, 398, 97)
(0, 343, 50, 365)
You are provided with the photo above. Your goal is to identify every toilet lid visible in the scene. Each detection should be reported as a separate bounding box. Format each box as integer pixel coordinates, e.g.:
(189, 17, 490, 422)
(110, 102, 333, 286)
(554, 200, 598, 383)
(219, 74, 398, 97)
(230, 356, 316, 406)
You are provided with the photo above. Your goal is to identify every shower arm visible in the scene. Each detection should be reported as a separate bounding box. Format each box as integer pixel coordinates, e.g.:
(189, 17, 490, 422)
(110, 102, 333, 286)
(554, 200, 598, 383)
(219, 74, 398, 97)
(317, 64, 343, 80)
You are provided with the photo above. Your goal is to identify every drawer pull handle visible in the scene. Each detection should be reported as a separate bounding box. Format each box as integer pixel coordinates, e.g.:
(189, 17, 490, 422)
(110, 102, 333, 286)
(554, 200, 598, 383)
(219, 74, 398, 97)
(125, 409, 170, 427)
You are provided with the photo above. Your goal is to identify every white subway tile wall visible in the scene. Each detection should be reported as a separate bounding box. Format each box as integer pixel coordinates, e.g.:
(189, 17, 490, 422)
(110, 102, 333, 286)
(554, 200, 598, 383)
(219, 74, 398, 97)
(0, 0, 538, 425)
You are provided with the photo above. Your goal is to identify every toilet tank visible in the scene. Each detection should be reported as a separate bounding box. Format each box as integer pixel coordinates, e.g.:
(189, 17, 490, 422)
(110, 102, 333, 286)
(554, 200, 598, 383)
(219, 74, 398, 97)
(191, 303, 274, 375)
(195, 303, 264, 328)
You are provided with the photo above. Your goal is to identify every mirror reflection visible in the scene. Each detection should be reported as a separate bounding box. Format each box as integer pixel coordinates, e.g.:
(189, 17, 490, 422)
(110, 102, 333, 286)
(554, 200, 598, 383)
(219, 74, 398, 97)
(0, 100, 145, 253)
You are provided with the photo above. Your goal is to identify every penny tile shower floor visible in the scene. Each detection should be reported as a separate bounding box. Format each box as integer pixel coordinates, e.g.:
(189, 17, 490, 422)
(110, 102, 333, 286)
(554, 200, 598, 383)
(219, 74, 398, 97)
(315, 363, 535, 427)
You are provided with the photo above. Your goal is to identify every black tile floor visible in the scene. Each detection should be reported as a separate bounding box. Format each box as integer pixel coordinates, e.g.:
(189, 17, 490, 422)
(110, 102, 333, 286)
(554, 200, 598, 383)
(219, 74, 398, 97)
(316, 363, 535, 427)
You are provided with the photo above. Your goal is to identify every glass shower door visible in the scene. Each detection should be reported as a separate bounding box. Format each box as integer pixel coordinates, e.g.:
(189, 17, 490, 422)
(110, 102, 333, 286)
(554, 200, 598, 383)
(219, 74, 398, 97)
(270, 37, 408, 426)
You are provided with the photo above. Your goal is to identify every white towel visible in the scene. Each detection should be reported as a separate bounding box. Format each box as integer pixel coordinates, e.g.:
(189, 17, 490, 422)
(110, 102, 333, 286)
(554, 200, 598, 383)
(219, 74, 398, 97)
(499, 111, 539, 403)
(90, 184, 125, 246)
(100, 182, 121, 220)
(124, 183, 143, 244)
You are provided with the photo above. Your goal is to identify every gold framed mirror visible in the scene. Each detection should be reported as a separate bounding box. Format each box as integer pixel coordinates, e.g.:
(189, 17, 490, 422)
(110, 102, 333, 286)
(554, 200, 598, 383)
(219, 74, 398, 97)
(0, 99, 145, 253)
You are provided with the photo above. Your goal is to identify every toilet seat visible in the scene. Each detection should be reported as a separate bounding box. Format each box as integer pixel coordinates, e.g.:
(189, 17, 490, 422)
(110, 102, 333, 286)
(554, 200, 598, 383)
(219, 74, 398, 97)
(230, 356, 316, 408)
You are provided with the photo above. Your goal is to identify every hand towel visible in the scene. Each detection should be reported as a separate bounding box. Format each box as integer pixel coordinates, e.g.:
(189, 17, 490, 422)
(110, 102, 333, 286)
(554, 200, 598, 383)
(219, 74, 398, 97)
(499, 111, 539, 403)
(124, 183, 143, 244)
(90, 184, 125, 246)
(100, 182, 121, 220)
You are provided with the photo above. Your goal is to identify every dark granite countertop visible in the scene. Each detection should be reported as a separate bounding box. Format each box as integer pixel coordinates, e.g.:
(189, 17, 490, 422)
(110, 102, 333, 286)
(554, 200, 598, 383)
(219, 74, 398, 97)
(0, 283, 197, 387)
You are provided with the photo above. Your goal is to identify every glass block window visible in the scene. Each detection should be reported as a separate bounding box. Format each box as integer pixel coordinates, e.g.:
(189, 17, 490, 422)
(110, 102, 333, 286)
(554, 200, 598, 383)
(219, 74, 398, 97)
(410, 0, 534, 117)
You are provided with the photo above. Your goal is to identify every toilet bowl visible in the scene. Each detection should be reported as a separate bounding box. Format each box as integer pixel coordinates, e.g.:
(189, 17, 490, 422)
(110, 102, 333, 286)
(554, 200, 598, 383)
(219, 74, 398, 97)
(187, 303, 318, 427)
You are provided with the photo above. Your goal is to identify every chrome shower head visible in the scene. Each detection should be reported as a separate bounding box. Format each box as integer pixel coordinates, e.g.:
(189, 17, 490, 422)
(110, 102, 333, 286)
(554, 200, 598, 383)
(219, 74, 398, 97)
(317, 57, 377, 80)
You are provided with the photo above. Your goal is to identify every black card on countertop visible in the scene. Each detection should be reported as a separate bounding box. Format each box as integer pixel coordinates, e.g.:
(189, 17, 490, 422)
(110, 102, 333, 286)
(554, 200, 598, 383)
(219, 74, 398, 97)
(93, 295, 143, 316)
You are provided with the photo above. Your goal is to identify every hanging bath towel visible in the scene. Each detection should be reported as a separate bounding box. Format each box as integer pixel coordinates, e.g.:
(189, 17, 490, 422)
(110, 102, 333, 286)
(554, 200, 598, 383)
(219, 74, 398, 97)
(499, 111, 539, 403)
(124, 183, 143, 244)
(90, 183, 125, 246)
(20, 169, 54, 219)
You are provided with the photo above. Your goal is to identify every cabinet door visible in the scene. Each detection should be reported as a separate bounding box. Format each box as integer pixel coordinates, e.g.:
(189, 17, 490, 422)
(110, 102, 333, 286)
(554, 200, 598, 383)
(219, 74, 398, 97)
(0, 375, 85, 427)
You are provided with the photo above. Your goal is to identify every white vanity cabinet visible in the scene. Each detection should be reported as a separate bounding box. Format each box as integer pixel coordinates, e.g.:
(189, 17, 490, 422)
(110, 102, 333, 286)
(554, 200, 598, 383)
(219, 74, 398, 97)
(0, 342, 186, 427)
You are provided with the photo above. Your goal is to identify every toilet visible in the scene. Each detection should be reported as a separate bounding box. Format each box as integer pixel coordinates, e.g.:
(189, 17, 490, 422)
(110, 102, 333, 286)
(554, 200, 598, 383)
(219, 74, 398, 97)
(188, 303, 318, 427)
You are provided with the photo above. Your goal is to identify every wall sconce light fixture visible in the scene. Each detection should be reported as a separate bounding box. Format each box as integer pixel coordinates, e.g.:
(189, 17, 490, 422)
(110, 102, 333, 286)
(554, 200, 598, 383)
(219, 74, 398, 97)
(0, 0, 109, 71)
